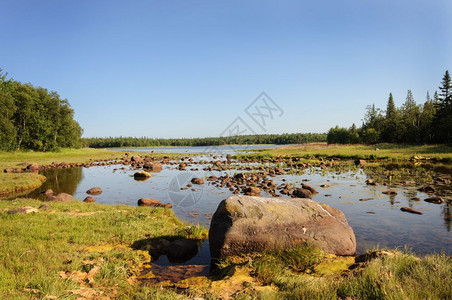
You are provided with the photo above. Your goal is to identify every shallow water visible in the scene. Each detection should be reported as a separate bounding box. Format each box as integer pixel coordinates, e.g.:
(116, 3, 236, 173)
(14, 158, 451, 257)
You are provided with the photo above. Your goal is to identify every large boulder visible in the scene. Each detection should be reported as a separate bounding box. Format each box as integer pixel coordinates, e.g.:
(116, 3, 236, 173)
(143, 162, 162, 172)
(209, 195, 356, 262)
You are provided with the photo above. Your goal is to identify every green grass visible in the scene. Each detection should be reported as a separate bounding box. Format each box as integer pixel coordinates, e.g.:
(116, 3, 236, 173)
(235, 143, 452, 162)
(0, 198, 207, 299)
(216, 246, 452, 300)
(0, 173, 47, 195)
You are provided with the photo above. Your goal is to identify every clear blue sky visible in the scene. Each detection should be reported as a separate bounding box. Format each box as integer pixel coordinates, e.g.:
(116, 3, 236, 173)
(1, 0, 451, 138)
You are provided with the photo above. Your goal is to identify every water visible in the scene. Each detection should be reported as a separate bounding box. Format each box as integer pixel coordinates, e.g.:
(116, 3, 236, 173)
(14, 158, 451, 256)
(112, 144, 280, 154)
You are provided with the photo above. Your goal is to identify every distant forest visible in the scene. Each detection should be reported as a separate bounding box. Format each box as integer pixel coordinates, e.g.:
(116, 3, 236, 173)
(327, 70, 452, 144)
(0, 69, 82, 151)
(83, 133, 327, 148)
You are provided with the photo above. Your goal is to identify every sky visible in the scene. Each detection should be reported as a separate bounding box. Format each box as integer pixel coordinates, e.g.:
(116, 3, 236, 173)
(1, 0, 451, 138)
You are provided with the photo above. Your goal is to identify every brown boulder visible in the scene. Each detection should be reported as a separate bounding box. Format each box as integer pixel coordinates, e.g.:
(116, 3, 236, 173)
(131, 155, 143, 163)
(424, 197, 444, 204)
(86, 186, 102, 195)
(301, 183, 318, 194)
(418, 185, 435, 193)
(209, 196, 356, 262)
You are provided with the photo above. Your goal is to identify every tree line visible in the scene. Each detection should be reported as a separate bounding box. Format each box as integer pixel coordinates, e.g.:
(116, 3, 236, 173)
(83, 133, 327, 148)
(327, 70, 452, 144)
(0, 69, 83, 151)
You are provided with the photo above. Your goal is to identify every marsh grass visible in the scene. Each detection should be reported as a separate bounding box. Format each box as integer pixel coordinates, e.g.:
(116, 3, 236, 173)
(236, 143, 452, 162)
(0, 198, 207, 299)
(217, 245, 452, 299)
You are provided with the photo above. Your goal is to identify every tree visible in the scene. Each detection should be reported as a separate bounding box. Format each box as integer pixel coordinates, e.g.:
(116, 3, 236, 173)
(400, 90, 421, 143)
(419, 92, 436, 143)
(381, 93, 399, 142)
(433, 70, 452, 143)
(0, 69, 17, 150)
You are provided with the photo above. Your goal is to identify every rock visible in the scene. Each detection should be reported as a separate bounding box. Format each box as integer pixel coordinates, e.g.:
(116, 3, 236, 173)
(166, 239, 199, 263)
(226, 154, 232, 163)
(8, 206, 39, 214)
(292, 188, 313, 199)
(243, 187, 261, 196)
(47, 193, 73, 202)
(131, 155, 142, 163)
(365, 179, 377, 185)
(42, 189, 54, 196)
(86, 187, 102, 195)
(410, 197, 421, 201)
(26, 163, 40, 171)
(382, 190, 397, 195)
(133, 171, 152, 179)
(359, 198, 374, 202)
(84, 196, 96, 203)
(301, 183, 318, 194)
(355, 159, 366, 166)
(320, 184, 330, 188)
(3, 168, 14, 173)
(418, 185, 435, 193)
(209, 195, 356, 262)
(137, 198, 172, 208)
(191, 178, 205, 185)
(39, 204, 51, 211)
(178, 163, 187, 170)
(424, 197, 444, 204)
(400, 207, 423, 215)
(143, 162, 162, 172)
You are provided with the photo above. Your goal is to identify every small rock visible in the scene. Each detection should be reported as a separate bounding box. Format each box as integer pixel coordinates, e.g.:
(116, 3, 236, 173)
(86, 187, 102, 195)
(26, 163, 40, 171)
(359, 198, 374, 202)
(424, 197, 444, 204)
(400, 207, 423, 215)
(191, 178, 205, 185)
(243, 187, 261, 196)
(365, 179, 377, 186)
(418, 185, 435, 193)
(47, 193, 73, 202)
(143, 162, 162, 172)
(292, 188, 313, 199)
(355, 159, 366, 166)
(410, 197, 421, 201)
(301, 183, 318, 194)
(84, 196, 96, 203)
(382, 190, 397, 195)
(131, 155, 142, 163)
(320, 184, 330, 188)
(138, 198, 172, 208)
(134, 171, 152, 179)
(42, 189, 54, 196)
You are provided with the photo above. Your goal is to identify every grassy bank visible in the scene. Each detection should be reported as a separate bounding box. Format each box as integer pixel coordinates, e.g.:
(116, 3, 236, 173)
(0, 173, 47, 195)
(0, 200, 450, 299)
(0, 198, 207, 299)
(236, 143, 452, 162)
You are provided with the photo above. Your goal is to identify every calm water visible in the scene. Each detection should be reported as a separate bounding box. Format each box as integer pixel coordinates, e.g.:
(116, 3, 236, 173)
(112, 144, 280, 154)
(12, 156, 451, 256)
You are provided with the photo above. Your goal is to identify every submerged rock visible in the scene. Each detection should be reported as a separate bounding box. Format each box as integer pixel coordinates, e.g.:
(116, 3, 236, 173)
(292, 188, 313, 199)
(209, 195, 356, 262)
(424, 197, 444, 204)
(86, 186, 102, 195)
(84, 196, 96, 203)
(166, 239, 199, 263)
(191, 177, 205, 185)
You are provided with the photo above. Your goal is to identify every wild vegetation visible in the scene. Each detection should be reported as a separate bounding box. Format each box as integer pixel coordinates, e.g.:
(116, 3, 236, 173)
(0, 69, 82, 151)
(327, 70, 452, 144)
(235, 143, 452, 163)
(0, 198, 207, 299)
(83, 133, 327, 148)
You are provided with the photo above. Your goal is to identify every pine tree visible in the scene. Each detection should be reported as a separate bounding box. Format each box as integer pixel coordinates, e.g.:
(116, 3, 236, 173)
(433, 70, 452, 143)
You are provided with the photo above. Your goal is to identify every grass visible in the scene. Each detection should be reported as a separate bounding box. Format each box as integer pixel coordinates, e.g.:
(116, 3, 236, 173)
(235, 143, 452, 162)
(0, 173, 47, 195)
(215, 245, 452, 299)
(0, 198, 207, 299)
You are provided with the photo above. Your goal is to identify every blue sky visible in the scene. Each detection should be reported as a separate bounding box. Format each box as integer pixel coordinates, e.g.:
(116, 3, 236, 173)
(1, 0, 451, 138)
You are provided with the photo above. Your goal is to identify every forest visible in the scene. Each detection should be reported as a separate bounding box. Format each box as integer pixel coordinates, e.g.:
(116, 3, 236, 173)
(327, 70, 452, 145)
(0, 69, 83, 151)
(83, 133, 327, 148)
